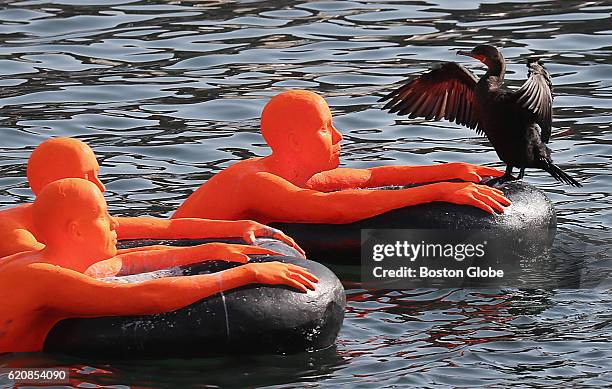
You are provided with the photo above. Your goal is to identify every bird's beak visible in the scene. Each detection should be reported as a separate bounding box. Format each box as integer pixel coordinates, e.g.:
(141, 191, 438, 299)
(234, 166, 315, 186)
(457, 50, 486, 64)
(457, 50, 475, 58)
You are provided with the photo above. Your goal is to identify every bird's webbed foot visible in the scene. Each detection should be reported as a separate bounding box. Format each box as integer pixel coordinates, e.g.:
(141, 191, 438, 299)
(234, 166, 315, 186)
(484, 172, 520, 187)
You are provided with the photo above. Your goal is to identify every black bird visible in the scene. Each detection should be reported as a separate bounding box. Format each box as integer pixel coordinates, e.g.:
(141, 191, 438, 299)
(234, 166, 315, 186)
(379, 44, 581, 187)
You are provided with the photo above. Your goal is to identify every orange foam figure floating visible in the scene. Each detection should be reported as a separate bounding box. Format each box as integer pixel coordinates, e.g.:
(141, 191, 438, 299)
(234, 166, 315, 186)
(173, 90, 510, 223)
(0, 178, 317, 353)
(0, 137, 303, 258)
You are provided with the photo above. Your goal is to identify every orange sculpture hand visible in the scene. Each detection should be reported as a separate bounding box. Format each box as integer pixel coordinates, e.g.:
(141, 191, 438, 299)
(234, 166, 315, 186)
(236, 220, 305, 256)
(244, 261, 319, 293)
(440, 162, 504, 183)
(431, 182, 511, 214)
(192, 242, 283, 264)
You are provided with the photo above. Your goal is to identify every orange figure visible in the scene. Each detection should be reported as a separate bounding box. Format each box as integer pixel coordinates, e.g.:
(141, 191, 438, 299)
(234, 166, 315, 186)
(0, 178, 318, 353)
(0, 137, 303, 258)
(173, 90, 511, 224)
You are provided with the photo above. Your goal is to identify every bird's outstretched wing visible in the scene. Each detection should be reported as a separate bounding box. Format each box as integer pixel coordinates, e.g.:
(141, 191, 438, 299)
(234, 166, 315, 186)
(379, 62, 483, 133)
(513, 59, 553, 143)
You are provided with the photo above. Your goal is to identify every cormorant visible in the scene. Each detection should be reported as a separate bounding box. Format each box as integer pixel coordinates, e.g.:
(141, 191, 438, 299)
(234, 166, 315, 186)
(379, 44, 581, 187)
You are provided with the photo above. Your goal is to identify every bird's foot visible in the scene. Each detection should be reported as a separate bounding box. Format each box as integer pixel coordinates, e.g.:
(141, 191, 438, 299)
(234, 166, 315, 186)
(484, 174, 519, 188)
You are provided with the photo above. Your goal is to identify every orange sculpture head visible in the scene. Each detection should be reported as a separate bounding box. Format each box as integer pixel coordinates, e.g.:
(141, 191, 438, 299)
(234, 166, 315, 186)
(261, 90, 343, 172)
(27, 137, 105, 195)
(32, 178, 118, 264)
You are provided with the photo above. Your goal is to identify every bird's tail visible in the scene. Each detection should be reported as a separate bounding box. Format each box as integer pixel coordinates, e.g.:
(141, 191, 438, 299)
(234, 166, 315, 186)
(540, 158, 582, 187)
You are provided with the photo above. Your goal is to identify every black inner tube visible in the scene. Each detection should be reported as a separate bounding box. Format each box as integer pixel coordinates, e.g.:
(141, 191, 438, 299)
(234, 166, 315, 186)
(44, 239, 346, 358)
(271, 181, 557, 261)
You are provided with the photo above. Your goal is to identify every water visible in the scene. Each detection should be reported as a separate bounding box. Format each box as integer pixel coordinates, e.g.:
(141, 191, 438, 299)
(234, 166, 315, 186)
(0, 0, 610, 387)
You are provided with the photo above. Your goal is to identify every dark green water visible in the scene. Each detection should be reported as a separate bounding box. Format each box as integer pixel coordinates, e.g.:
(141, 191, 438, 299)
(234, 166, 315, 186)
(0, 0, 610, 387)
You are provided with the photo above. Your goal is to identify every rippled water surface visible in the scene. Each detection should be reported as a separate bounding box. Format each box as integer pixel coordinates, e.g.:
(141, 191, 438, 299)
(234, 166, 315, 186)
(0, 0, 610, 387)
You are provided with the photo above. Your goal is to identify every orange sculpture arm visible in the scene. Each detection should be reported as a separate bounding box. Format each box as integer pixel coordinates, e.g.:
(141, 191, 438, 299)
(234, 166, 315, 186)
(35, 261, 316, 317)
(242, 172, 510, 224)
(305, 163, 505, 192)
(114, 216, 303, 255)
(27, 262, 230, 317)
(85, 243, 283, 278)
(116, 245, 172, 255)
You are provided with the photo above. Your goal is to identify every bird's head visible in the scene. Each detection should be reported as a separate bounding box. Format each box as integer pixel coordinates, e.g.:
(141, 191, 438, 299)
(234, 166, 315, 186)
(457, 45, 504, 69)
(457, 44, 505, 77)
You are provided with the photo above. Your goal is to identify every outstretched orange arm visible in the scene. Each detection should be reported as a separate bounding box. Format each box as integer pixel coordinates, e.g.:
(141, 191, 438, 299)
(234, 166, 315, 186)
(86, 243, 283, 278)
(305, 163, 504, 192)
(34, 261, 316, 317)
(243, 172, 511, 224)
(114, 217, 303, 255)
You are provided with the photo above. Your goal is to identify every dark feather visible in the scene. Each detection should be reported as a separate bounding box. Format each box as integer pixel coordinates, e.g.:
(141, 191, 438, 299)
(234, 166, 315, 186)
(539, 158, 582, 187)
(379, 62, 484, 135)
(513, 60, 553, 143)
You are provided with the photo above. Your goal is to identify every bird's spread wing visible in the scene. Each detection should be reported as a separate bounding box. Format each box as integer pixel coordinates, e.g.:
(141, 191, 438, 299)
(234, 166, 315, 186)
(513, 59, 553, 143)
(379, 62, 483, 134)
